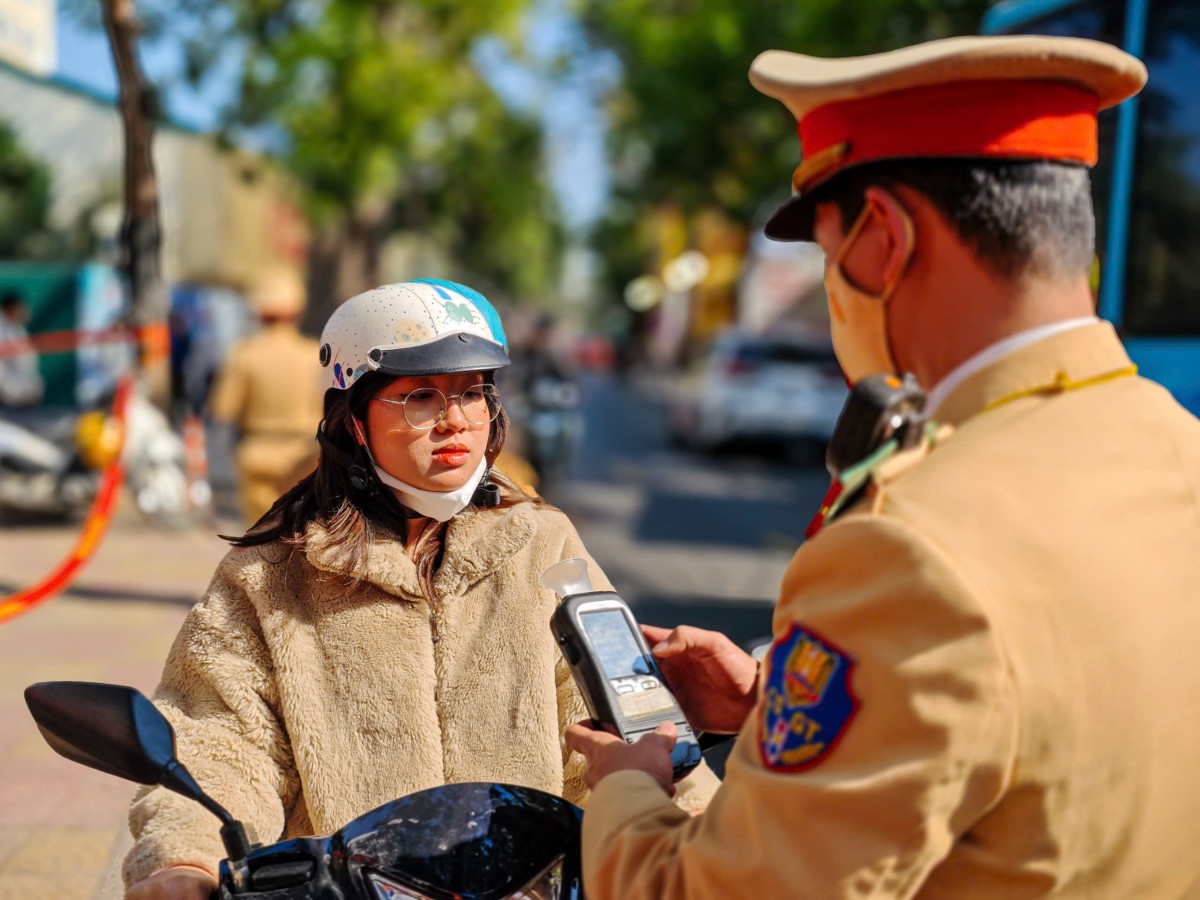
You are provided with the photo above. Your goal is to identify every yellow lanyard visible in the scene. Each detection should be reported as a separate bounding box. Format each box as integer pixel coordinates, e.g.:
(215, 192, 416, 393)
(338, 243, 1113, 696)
(980, 364, 1138, 414)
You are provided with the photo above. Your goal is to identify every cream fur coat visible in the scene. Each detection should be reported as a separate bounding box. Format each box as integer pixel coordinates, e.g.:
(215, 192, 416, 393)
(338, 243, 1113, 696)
(124, 501, 718, 887)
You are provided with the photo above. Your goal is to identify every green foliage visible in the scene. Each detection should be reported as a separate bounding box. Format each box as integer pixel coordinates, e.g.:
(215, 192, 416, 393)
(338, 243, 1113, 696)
(218, 0, 560, 298)
(0, 122, 53, 259)
(69, 0, 563, 301)
(579, 0, 993, 291)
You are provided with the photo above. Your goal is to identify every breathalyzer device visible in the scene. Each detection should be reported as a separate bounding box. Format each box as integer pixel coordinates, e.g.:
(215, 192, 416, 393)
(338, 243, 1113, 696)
(542, 558, 702, 781)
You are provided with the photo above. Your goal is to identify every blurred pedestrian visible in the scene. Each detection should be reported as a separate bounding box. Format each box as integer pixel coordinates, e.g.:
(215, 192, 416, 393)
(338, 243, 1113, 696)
(565, 36, 1200, 897)
(506, 314, 581, 491)
(208, 267, 323, 524)
(0, 291, 44, 409)
(122, 279, 716, 898)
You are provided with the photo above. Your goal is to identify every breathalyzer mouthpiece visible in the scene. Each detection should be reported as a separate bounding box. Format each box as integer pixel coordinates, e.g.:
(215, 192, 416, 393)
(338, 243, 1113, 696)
(539, 558, 594, 599)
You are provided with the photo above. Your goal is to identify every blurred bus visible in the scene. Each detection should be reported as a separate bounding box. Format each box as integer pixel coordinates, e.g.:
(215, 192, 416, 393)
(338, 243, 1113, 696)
(983, 0, 1200, 415)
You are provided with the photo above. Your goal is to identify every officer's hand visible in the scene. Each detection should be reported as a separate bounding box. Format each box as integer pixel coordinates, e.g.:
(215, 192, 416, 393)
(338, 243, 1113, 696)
(125, 865, 217, 899)
(642, 624, 758, 734)
(564, 720, 677, 796)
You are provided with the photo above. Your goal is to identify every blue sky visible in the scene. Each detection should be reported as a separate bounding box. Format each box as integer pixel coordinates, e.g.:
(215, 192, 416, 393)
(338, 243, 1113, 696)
(55, 4, 230, 132)
(52, 0, 614, 230)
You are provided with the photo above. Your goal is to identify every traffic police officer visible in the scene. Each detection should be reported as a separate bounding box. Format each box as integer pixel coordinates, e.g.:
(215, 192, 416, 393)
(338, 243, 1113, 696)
(209, 267, 324, 524)
(565, 35, 1200, 897)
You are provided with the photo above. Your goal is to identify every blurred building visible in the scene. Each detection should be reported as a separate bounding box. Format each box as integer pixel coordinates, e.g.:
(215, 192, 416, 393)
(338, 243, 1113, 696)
(0, 59, 308, 287)
(0, 0, 54, 77)
(0, 58, 309, 414)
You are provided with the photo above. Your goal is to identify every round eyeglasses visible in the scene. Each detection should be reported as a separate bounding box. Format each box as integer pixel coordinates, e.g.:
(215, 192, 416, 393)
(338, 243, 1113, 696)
(373, 384, 501, 430)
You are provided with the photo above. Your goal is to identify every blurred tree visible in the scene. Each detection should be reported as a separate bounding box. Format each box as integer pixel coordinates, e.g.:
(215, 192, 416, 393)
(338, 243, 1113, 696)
(215, 0, 563, 322)
(101, 0, 172, 407)
(0, 122, 53, 259)
(578, 0, 992, 298)
(67, 0, 564, 321)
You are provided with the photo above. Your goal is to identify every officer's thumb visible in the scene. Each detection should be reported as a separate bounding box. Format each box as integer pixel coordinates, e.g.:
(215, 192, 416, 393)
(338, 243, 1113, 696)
(650, 631, 685, 657)
(653, 721, 678, 747)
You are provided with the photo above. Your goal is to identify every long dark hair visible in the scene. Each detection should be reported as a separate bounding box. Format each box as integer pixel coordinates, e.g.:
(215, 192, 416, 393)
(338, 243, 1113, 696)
(228, 370, 547, 596)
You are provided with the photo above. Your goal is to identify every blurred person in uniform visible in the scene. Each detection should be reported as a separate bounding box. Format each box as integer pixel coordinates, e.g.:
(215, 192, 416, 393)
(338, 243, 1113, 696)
(0, 291, 44, 409)
(565, 36, 1200, 897)
(209, 268, 323, 524)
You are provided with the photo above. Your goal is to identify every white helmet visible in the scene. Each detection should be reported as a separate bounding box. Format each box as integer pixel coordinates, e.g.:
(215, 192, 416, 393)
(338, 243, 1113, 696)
(318, 279, 509, 392)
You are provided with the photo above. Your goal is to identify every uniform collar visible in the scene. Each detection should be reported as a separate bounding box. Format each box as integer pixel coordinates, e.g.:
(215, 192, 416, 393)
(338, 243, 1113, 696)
(303, 503, 536, 601)
(932, 319, 1133, 426)
(925, 317, 1098, 416)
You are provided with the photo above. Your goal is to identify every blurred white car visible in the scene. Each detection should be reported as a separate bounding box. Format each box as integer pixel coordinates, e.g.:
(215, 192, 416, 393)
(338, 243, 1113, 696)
(670, 331, 848, 456)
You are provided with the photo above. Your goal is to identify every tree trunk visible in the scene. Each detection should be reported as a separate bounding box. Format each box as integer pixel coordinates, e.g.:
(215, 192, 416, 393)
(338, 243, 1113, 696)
(301, 205, 388, 336)
(101, 0, 170, 409)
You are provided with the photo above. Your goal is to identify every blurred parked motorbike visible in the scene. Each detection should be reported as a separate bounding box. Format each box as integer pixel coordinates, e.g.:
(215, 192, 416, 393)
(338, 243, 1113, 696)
(127, 391, 213, 528)
(0, 407, 107, 518)
(517, 375, 582, 493)
(0, 387, 210, 528)
(25, 681, 584, 899)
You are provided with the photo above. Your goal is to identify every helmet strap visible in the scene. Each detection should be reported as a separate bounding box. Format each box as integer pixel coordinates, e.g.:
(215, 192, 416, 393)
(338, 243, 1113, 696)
(472, 467, 501, 508)
(316, 423, 379, 497)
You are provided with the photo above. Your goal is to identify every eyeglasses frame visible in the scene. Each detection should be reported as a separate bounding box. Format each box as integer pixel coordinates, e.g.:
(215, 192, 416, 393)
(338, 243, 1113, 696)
(372, 383, 502, 430)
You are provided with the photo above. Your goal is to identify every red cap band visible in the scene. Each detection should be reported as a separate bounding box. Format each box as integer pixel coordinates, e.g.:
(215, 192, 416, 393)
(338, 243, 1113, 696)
(797, 79, 1100, 189)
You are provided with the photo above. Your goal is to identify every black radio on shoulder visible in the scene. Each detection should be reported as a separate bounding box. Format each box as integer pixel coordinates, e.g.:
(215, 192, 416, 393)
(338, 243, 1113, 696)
(542, 559, 702, 781)
(826, 372, 927, 478)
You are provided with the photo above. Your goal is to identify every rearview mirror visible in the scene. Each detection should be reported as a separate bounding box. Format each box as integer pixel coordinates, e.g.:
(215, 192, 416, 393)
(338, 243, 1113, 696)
(24, 681, 253, 862)
(24, 681, 177, 785)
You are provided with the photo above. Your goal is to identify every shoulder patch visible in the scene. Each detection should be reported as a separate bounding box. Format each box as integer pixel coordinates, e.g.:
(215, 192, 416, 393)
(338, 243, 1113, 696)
(759, 623, 859, 772)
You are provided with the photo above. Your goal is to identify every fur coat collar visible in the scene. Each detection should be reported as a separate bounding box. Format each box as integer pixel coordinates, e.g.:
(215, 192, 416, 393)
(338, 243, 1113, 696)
(302, 503, 538, 601)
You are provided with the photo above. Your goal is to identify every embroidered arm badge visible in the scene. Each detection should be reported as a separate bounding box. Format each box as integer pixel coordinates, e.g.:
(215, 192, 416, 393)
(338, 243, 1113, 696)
(758, 623, 860, 772)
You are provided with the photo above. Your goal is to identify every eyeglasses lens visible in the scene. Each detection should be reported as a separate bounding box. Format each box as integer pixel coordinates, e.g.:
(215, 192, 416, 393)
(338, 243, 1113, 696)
(403, 385, 499, 429)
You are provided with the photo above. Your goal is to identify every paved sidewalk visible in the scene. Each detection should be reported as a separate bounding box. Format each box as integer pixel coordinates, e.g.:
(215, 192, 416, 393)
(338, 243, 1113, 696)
(0, 502, 233, 899)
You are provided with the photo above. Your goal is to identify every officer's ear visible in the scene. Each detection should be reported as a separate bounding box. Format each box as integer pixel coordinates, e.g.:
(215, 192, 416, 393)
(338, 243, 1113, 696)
(840, 186, 916, 297)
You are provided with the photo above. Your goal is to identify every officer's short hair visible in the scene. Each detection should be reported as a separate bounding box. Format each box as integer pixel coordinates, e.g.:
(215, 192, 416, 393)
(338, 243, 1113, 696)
(811, 159, 1095, 283)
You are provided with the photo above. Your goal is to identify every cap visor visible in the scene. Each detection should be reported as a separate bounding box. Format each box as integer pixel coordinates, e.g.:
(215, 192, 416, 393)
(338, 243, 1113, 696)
(764, 193, 817, 242)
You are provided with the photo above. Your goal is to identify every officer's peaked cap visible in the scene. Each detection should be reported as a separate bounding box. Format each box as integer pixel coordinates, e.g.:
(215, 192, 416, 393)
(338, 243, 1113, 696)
(751, 35, 1147, 241)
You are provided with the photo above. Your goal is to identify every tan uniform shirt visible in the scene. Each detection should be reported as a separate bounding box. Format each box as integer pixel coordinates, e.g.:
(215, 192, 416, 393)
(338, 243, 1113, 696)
(582, 322, 1200, 897)
(209, 324, 324, 521)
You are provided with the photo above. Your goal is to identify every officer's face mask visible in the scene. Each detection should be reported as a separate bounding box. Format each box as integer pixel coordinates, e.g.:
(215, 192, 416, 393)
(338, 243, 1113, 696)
(824, 202, 914, 385)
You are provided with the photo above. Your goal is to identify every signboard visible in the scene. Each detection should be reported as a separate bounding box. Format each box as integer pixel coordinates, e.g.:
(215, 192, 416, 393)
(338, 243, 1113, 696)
(0, 0, 55, 76)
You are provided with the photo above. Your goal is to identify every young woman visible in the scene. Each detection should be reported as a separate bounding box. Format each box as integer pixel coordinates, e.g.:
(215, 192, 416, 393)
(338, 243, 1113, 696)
(123, 280, 717, 898)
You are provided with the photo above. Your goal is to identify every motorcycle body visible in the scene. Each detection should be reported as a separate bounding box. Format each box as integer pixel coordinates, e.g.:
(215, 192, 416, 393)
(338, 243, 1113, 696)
(24, 682, 584, 900)
(123, 391, 212, 529)
(521, 376, 582, 491)
(215, 782, 580, 899)
(0, 406, 110, 518)
(0, 389, 210, 527)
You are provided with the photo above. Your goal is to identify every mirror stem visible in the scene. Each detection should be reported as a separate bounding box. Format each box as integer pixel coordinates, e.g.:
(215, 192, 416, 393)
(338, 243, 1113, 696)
(161, 760, 255, 862)
(220, 820, 254, 862)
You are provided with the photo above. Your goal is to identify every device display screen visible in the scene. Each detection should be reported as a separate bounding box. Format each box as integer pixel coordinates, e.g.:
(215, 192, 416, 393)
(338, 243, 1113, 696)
(581, 610, 653, 681)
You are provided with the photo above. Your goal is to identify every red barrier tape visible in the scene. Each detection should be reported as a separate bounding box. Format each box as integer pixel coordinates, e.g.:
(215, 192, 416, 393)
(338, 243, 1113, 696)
(0, 322, 170, 361)
(0, 376, 134, 625)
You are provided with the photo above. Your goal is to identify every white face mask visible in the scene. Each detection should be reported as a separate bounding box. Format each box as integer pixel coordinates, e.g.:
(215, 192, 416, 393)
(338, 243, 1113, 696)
(352, 418, 489, 522)
(370, 456, 488, 523)
(824, 204, 913, 385)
